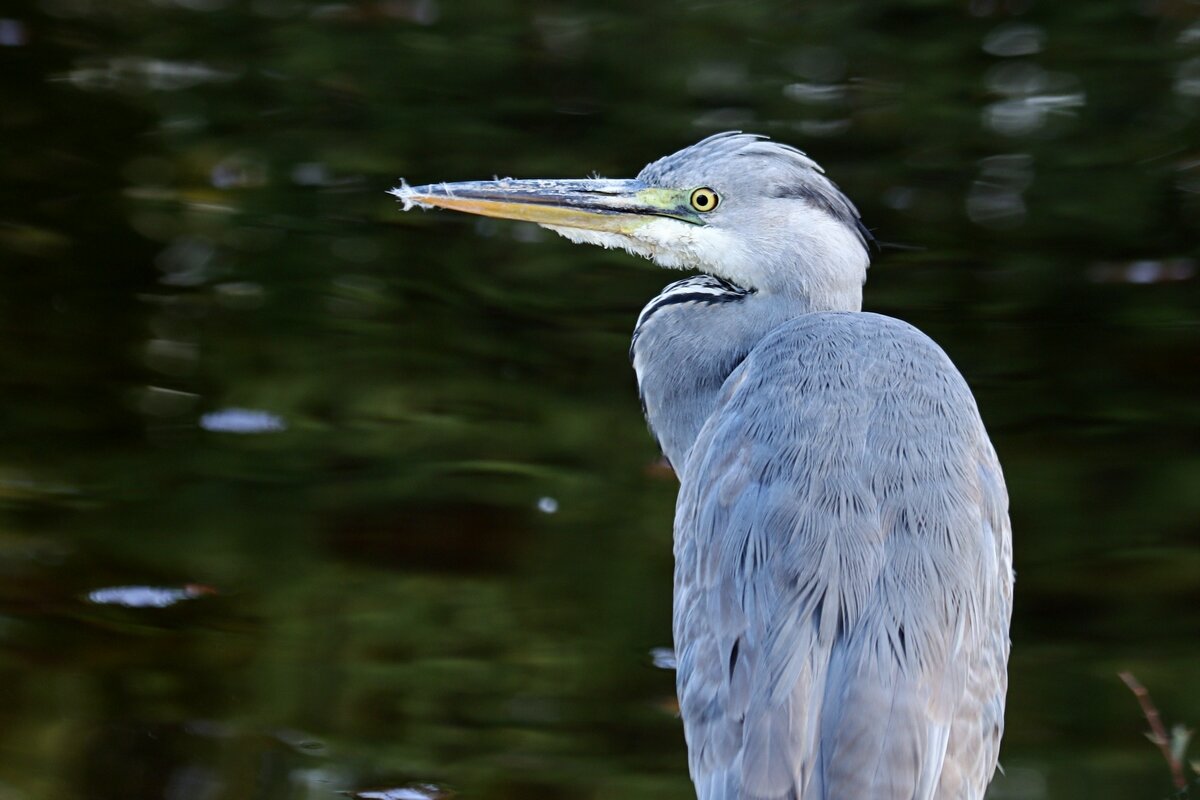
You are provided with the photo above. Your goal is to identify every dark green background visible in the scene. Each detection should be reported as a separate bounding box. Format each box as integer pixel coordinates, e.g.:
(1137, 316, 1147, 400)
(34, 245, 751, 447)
(1, 0, 1199, 797)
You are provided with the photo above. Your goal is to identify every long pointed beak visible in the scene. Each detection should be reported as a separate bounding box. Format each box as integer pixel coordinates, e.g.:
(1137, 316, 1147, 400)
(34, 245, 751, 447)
(389, 178, 700, 232)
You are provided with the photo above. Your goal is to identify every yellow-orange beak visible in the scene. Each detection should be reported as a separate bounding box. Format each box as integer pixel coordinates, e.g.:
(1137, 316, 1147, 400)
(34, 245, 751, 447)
(390, 178, 701, 232)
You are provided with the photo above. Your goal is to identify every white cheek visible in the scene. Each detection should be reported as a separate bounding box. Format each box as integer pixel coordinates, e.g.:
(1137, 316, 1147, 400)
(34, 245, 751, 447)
(541, 224, 656, 260)
(542, 219, 706, 268)
(633, 219, 693, 268)
(634, 220, 756, 276)
(542, 218, 759, 284)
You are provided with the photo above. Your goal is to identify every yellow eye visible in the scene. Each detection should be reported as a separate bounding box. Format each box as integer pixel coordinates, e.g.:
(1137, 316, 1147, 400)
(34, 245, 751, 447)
(690, 187, 720, 212)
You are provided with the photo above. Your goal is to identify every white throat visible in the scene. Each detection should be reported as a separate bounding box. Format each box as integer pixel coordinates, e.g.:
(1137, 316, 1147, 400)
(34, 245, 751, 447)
(546, 206, 868, 314)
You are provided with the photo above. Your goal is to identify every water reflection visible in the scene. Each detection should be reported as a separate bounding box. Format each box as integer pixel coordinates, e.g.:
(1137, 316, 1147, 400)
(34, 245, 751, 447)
(0, 17, 29, 46)
(1, 1, 1198, 799)
(982, 23, 1046, 57)
(199, 408, 287, 433)
(350, 785, 449, 800)
(86, 585, 215, 608)
(983, 62, 1085, 137)
(967, 153, 1034, 228)
(1175, 57, 1200, 98)
(651, 647, 678, 671)
(1087, 258, 1196, 285)
(66, 58, 238, 92)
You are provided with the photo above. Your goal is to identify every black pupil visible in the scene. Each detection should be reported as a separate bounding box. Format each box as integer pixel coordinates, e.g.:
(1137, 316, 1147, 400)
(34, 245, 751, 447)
(697, 193, 709, 207)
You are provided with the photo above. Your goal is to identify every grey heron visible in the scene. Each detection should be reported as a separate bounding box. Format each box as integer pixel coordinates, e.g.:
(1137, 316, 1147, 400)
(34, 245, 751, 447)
(392, 132, 1013, 800)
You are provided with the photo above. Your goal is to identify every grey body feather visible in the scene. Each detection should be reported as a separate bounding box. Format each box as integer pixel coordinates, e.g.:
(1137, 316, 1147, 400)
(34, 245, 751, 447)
(633, 302, 1012, 800)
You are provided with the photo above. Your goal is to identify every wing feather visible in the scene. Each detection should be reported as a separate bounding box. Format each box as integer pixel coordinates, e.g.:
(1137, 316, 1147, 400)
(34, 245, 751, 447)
(673, 312, 1012, 800)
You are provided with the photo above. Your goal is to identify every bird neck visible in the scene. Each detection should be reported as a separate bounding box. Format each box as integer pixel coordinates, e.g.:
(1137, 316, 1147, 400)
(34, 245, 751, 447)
(771, 282, 863, 314)
(750, 229, 868, 313)
(632, 286, 820, 470)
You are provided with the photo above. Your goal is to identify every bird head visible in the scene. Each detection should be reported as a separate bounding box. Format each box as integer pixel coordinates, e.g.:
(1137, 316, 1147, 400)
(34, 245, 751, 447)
(392, 132, 872, 309)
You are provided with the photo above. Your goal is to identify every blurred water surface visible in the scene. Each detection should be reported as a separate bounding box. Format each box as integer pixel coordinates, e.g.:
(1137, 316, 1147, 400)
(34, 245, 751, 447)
(2, 1, 1199, 798)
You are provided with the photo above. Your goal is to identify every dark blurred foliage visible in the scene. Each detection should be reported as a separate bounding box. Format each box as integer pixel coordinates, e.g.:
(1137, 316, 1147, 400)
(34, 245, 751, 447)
(0, 0, 1198, 797)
